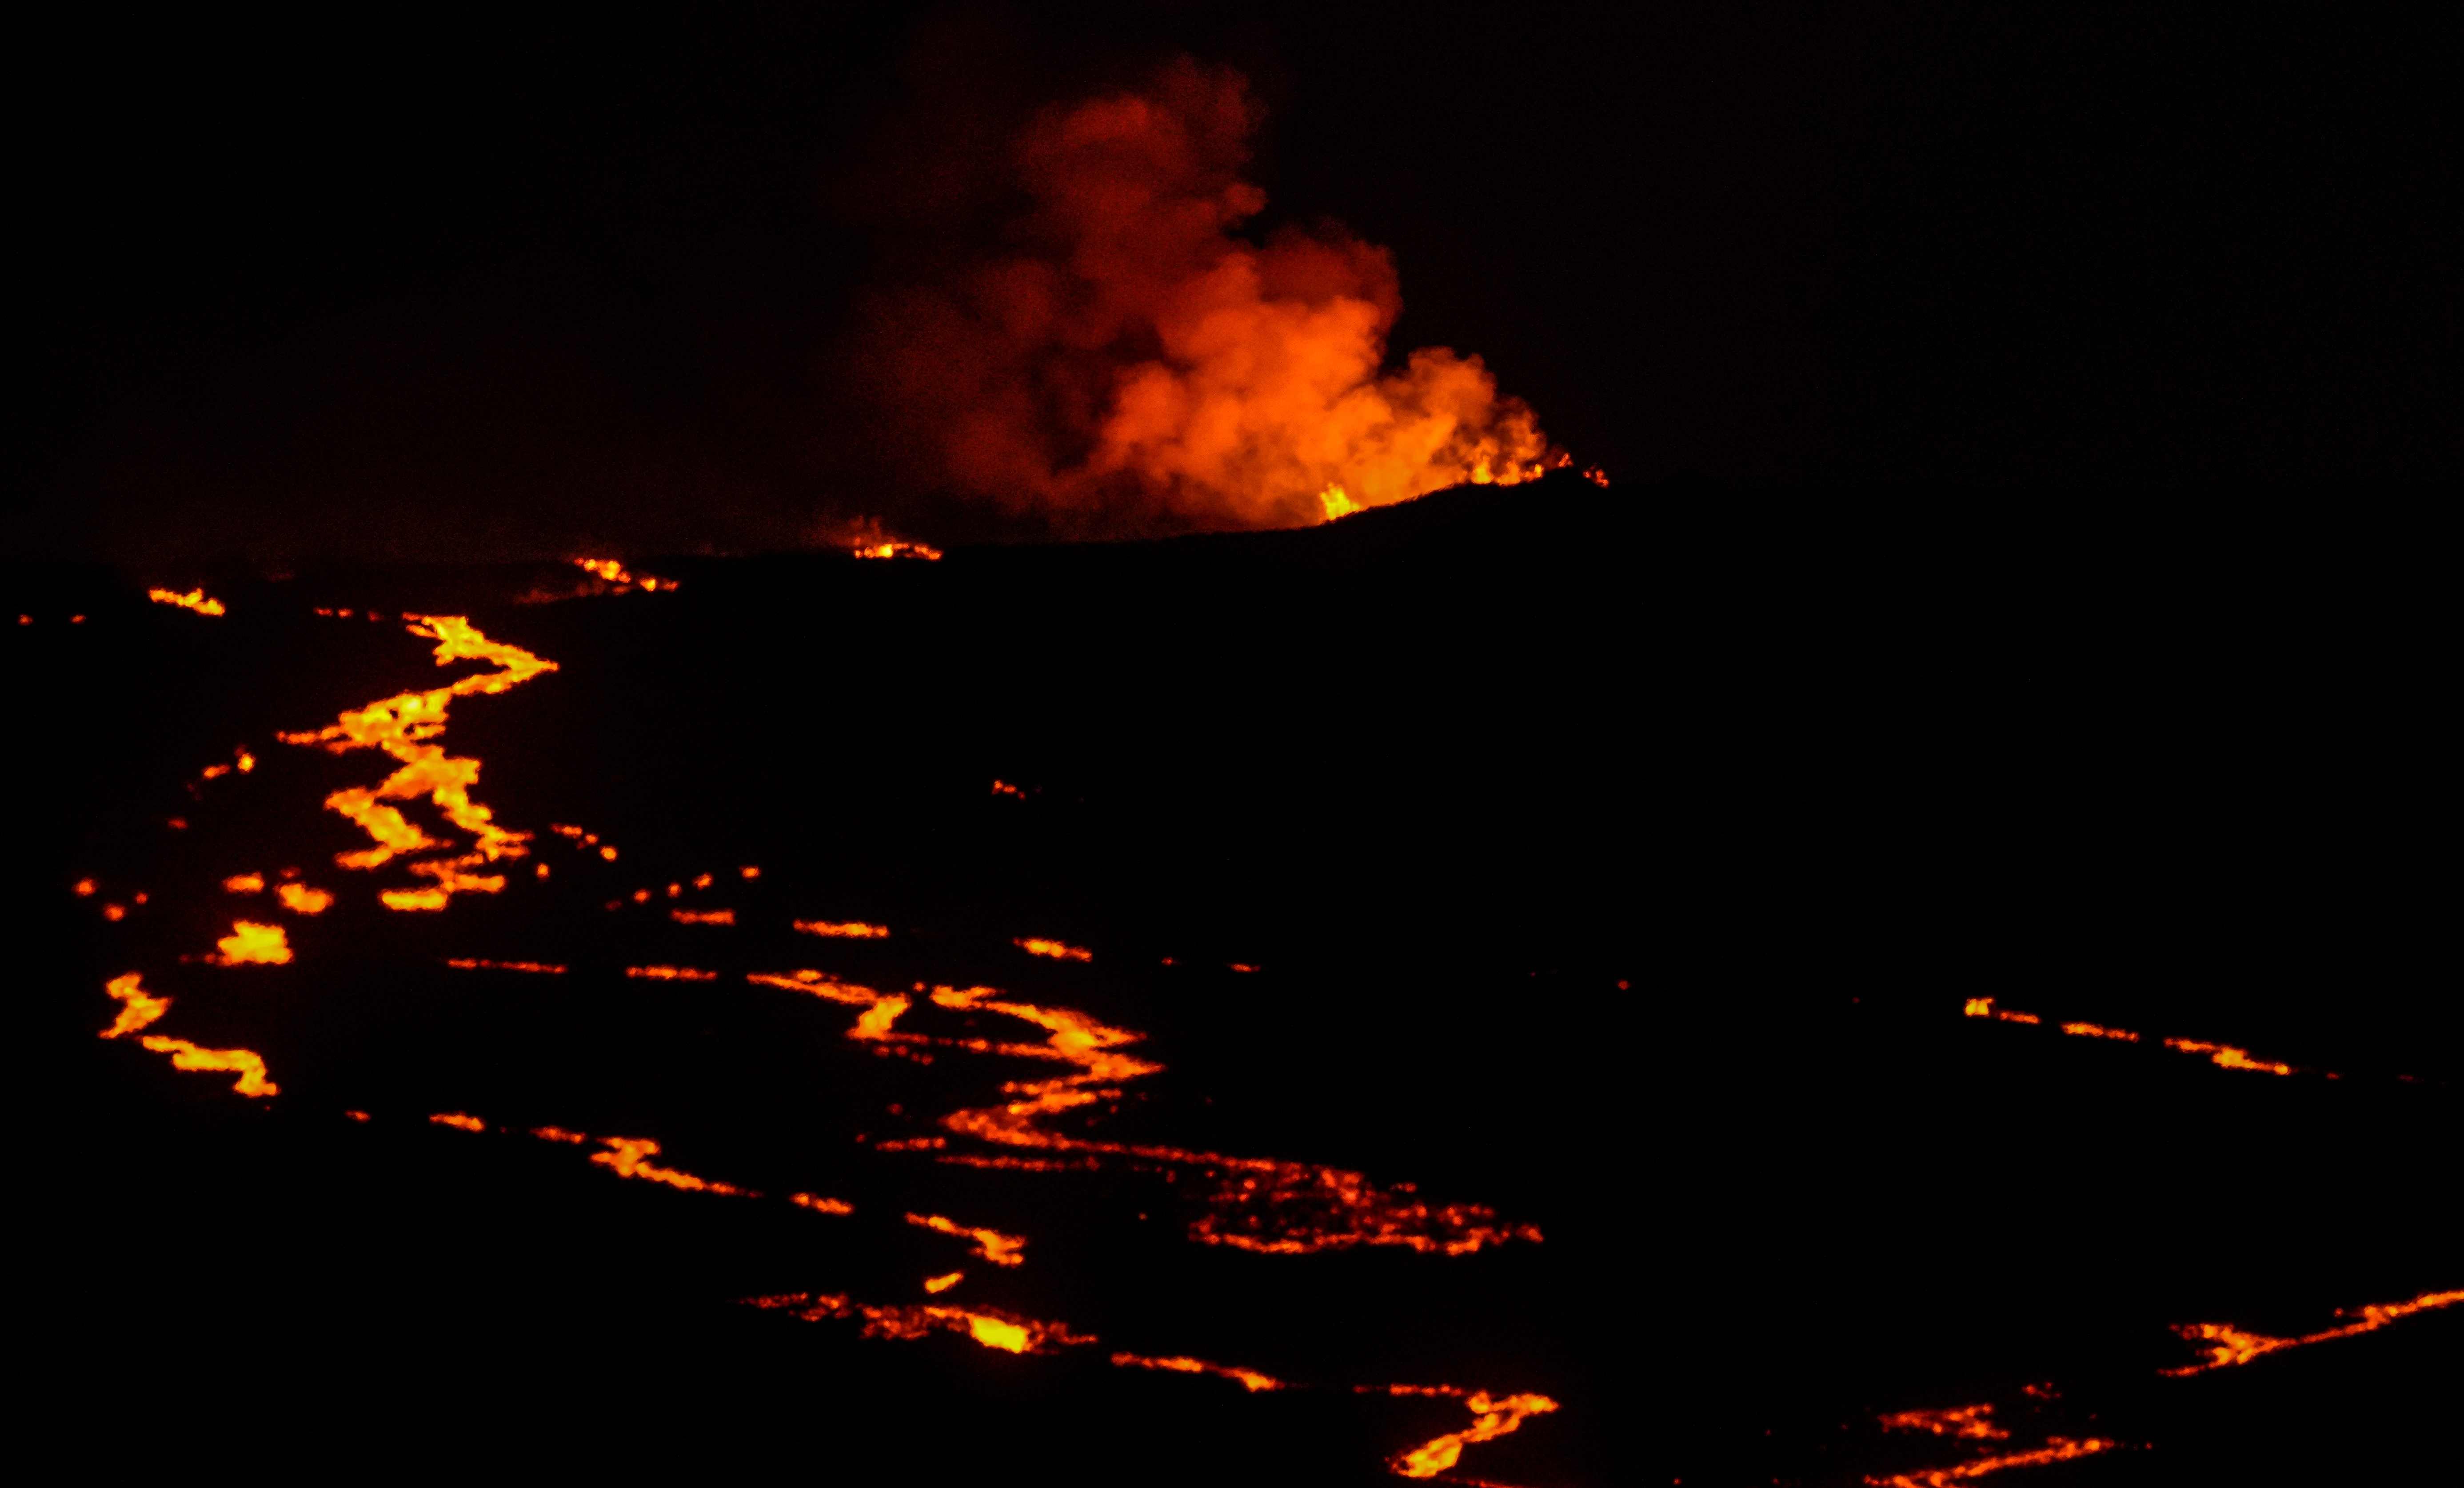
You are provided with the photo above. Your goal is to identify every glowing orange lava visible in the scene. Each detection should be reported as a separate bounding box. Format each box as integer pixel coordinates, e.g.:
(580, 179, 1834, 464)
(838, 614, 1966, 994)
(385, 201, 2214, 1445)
(1879, 1404, 2009, 1441)
(670, 908, 735, 925)
(222, 873, 265, 893)
(626, 966, 719, 982)
(1966, 999, 2302, 1076)
(789, 1192, 855, 1215)
(742, 1292, 1093, 1355)
(148, 588, 225, 616)
(591, 1136, 753, 1196)
(431, 1112, 488, 1132)
(853, 540, 945, 561)
(1111, 1352, 1285, 1392)
(276, 883, 333, 913)
(137, 1038, 277, 1096)
(923, 1272, 964, 1293)
(446, 958, 568, 974)
(574, 557, 674, 591)
(276, 617, 555, 909)
(794, 919, 889, 939)
(1016, 937, 1093, 961)
(1390, 1391, 1560, 1479)
(1864, 1438, 2116, 1488)
(99, 972, 170, 1039)
(207, 920, 292, 965)
(2160, 1288, 2464, 1376)
(907, 1212, 1028, 1266)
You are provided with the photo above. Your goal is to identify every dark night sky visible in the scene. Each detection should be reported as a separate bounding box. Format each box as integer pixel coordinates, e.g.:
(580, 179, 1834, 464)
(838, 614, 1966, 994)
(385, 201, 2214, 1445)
(11, 2, 2459, 562)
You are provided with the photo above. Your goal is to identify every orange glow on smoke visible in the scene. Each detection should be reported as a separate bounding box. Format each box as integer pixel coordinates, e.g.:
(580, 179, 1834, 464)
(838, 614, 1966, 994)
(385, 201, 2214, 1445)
(208, 920, 292, 965)
(1879, 1404, 2009, 1441)
(276, 617, 554, 908)
(2160, 1288, 2464, 1376)
(223, 873, 264, 893)
(626, 965, 719, 982)
(1111, 1352, 1285, 1392)
(276, 883, 332, 913)
(148, 588, 225, 616)
(591, 1136, 753, 1196)
(670, 908, 735, 925)
(742, 1292, 1092, 1355)
(1390, 1391, 1560, 1479)
(446, 958, 567, 974)
(1016, 937, 1093, 961)
(795, 919, 889, 939)
(99, 972, 170, 1039)
(852, 59, 1550, 534)
(1864, 1438, 2117, 1488)
(138, 1038, 277, 1096)
(907, 1212, 1027, 1267)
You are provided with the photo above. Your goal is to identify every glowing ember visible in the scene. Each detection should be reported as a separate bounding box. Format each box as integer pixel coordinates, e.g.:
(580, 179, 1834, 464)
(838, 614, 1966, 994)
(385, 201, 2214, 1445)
(670, 908, 735, 925)
(98, 972, 170, 1039)
(907, 1212, 1028, 1267)
(853, 540, 945, 561)
(591, 1136, 753, 1196)
(789, 1192, 854, 1215)
(574, 557, 674, 591)
(2162, 1037, 2296, 1076)
(1967, 999, 2303, 1076)
(148, 588, 225, 616)
(626, 966, 719, 981)
(431, 1112, 488, 1132)
(276, 883, 333, 914)
(1111, 1352, 1285, 1392)
(445, 958, 568, 974)
(1864, 1438, 2117, 1488)
(207, 920, 292, 965)
(1390, 1391, 1559, 1479)
(1016, 937, 1093, 961)
(794, 919, 889, 939)
(2160, 1288, 2464, 1376)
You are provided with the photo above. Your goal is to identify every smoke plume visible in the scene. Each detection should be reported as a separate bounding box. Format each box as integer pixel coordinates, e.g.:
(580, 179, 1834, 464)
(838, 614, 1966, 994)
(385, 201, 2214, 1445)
(843, 58, 1552, 537)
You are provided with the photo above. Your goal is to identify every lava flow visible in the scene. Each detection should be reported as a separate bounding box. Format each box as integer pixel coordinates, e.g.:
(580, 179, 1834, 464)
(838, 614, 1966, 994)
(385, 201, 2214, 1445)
(2160, 1287, 2464, 1376)
(1964, 998, 2304, 1076)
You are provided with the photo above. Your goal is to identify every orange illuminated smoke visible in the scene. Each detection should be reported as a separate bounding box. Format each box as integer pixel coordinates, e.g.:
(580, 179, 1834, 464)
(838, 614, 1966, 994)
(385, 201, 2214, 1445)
(1864, 1438, 2117, 1488)
(1111, 1352, 1285, 1392)
(795, 919, 889, 939)
(907, 1212, 1027, 1266)
(1390, 1391, 1560, 1479)
(1016, 937, 1092, 962)
(591, 1136, 753, 1196)
(208, 920, 292, 965)
(277, 616, 556, 910)
(148, 587, 225, 616)
(851, 60, 1554, 533)
(2160, 1288, 2464, 1376)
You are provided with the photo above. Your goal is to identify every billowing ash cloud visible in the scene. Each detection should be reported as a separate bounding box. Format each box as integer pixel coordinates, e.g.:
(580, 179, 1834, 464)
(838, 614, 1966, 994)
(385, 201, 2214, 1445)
(841, 58, 1551, 537)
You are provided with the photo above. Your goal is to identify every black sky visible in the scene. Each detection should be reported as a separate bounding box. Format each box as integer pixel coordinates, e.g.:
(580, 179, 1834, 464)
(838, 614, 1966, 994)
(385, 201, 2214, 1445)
(12, 1, 2458, 562)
